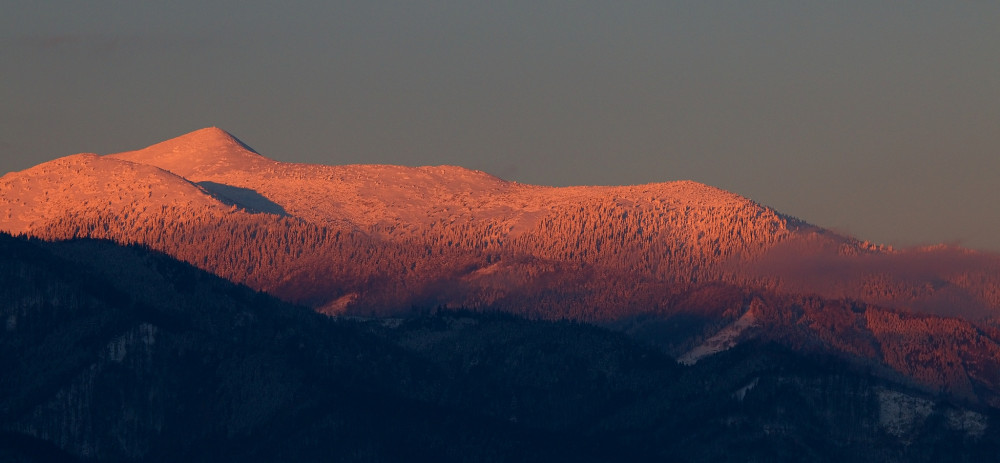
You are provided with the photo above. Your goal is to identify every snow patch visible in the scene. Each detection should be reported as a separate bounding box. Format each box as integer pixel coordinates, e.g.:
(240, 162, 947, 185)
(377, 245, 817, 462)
(733, 377, 759, 401)
(877, 387, 988, 439)
(678, 309, 757, 365)
(945, 409, 988, 438)
(318, 293, 357, 315)
(105, 324, 157, 363)
(876, 387, 934, 438)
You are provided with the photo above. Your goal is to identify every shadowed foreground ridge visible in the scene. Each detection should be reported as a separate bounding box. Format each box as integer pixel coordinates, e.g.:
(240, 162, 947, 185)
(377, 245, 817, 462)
(2, 233, 999, 462)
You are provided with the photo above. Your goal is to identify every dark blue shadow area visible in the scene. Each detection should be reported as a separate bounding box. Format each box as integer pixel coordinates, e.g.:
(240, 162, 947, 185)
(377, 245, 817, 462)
(197, 181, 287, 216)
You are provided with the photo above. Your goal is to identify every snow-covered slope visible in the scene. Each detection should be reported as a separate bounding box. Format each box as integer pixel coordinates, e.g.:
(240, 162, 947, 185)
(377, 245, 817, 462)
(3, 127, 998, 324)
(7, 127, 1000, 408)
(107, 127, 275, 178)
(89, 128, 794, 253)
(677, 308, 758, 365)
(0, 151, 230, 235)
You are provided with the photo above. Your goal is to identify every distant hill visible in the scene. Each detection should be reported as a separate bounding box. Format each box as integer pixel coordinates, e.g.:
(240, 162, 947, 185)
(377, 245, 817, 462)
(2, 233, 998, 462)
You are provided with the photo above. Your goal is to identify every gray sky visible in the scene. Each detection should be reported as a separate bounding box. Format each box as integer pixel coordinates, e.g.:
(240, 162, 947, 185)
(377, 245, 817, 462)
(2, 1, 998, 251)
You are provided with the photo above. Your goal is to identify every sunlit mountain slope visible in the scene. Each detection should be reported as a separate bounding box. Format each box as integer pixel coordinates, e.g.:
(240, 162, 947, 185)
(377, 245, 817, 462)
(3, 127, 996, 322)
(4, 127, 1000, 408)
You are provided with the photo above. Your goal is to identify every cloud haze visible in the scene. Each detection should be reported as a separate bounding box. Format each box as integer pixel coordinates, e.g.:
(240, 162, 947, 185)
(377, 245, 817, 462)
(751, 239, 1000, 319)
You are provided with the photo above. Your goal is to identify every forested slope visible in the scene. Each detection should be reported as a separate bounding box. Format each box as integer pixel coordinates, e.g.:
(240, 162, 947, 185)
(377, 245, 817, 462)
(3, 233, 999, 462)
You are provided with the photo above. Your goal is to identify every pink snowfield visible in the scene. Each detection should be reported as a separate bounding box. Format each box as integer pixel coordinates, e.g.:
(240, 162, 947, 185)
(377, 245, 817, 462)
(4, 127, 997, 321)
(3, 127, 781, 241)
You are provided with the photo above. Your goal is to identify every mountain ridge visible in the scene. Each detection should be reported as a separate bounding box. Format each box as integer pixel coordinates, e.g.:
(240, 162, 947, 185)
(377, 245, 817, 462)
(4, 127, 794, 246)
(4, 127, 1000, 416)
(4, 127, 996, 320)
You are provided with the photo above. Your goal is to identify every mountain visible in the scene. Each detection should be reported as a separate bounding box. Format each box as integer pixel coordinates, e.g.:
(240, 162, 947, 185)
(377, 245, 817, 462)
(6, 128, 997, 318)
(5, 128, 800, 315)
(2, 233, 999, 462)
(3, 127, 1000, 405)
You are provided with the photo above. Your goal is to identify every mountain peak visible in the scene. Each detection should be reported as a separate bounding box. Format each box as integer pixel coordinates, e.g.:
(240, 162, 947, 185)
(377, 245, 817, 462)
(175, 127, 258, 153)
(108, 127, 273, 179)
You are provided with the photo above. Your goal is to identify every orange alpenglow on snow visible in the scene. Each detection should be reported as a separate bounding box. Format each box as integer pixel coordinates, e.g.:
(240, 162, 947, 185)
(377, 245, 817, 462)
(1, 127, 997, 323)
(107, 127, 274, 179)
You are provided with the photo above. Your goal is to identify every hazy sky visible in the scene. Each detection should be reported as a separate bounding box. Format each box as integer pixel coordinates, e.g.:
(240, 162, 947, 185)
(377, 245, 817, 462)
(2, 2, 998, 251)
